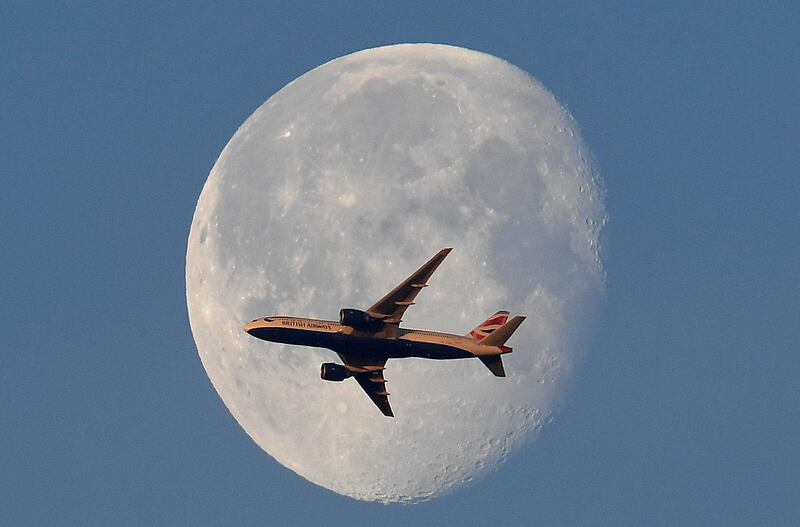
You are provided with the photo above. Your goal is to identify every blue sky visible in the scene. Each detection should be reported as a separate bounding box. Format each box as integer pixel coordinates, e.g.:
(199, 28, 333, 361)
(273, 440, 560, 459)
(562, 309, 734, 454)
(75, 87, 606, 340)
(2, 2, 798, 525)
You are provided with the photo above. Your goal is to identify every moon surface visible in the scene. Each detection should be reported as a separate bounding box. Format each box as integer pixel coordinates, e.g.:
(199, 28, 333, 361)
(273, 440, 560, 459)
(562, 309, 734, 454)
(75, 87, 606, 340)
(186, 44, 606, 503)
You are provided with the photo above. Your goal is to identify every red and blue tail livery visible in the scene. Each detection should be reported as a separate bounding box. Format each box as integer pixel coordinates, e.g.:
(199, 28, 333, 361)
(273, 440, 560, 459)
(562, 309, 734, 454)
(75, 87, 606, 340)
(468, 311, 510, 341)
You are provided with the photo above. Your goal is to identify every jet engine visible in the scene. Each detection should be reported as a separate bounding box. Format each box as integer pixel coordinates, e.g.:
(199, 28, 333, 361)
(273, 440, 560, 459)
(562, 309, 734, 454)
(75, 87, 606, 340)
(320, 362, 351, 382)
(339, 308, 383, 330)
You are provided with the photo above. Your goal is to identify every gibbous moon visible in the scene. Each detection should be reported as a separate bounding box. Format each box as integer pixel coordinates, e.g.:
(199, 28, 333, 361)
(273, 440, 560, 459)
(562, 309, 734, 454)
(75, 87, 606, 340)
(186, 44, 605, 503)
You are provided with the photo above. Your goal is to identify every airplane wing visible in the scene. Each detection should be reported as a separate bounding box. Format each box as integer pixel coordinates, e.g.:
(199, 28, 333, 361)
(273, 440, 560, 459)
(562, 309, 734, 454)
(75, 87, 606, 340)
(365, 247, 452, 326)
(337, 353, 393, 417)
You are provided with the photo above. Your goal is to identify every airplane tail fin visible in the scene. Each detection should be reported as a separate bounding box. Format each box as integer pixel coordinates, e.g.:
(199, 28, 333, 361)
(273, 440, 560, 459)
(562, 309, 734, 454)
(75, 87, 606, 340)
(480, 316, 526, 348)
(467, 310, 509, 342)
(476, 316, 525, 377)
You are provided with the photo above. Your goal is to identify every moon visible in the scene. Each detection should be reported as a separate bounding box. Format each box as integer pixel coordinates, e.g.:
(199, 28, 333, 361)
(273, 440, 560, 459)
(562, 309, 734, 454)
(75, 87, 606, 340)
(186, 44, 606, 503)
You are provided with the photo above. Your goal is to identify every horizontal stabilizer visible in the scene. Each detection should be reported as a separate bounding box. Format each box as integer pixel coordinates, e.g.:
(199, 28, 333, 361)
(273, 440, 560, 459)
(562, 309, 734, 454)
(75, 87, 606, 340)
(479, 355, 506, 377)
(481, 316, 525, 347)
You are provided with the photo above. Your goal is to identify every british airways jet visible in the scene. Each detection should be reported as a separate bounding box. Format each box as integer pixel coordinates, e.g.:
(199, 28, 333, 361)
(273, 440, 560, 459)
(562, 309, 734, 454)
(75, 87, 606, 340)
(244, 248, 525, 417)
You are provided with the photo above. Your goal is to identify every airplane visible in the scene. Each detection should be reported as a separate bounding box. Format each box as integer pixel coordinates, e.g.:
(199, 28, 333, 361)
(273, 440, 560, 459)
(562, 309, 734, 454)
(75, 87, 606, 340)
(243, 248, 525, 417)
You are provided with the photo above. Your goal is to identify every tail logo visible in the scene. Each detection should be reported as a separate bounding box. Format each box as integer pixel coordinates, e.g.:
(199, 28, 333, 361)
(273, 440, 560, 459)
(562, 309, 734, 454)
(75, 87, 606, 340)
(468, 311, 509, 341)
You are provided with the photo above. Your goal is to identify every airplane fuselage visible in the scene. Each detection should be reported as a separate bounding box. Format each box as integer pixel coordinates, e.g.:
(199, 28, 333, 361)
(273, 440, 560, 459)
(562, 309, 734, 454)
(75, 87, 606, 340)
(243, 316, 510, 360)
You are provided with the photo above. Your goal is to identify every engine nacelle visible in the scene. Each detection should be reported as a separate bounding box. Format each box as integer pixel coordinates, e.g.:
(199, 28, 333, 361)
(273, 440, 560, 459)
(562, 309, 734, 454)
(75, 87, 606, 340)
(320, 362, 351, 382)
(339, 308, 383, 330)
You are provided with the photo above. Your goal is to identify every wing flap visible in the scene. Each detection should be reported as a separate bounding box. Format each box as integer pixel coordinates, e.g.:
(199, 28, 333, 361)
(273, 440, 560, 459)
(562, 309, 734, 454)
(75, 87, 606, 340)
(366, 248, 452, 325)
(338, 353, 394, 417)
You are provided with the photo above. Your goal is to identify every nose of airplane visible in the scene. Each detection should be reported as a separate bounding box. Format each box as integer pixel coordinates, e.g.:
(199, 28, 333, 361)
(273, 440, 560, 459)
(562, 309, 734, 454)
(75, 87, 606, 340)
(243, 320, 259, 334)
